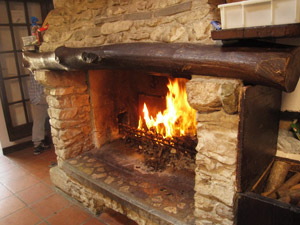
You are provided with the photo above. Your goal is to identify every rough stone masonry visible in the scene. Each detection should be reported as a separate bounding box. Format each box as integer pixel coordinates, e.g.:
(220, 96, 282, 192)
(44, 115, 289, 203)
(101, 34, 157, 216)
(37, 0, 245, 224)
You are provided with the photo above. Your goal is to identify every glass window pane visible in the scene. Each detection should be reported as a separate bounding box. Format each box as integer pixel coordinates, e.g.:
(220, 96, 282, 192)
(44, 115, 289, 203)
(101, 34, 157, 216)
(9, 1, 25, 24)
(0, 53, 17, 77)
(14, 26, 29, 50)
(9, 103, 26, 126)
(0, 27, 13, 51)
(17, 52, 29, 75)
(27, 2, 42, 23)
(0, 1, 8, 24)
(21, 76, 30, 99)
(4, 78, 22, 103)
(26, 101, 33, 123)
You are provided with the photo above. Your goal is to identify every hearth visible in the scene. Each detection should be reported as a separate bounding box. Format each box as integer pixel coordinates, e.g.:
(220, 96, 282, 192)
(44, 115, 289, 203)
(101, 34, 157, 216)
(23, 42, 300, 225)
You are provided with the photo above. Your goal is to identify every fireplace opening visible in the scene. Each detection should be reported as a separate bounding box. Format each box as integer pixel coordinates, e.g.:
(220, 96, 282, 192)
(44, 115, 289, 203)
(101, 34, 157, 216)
(61, 70, 197, 224)
(118, 78, 197, 172)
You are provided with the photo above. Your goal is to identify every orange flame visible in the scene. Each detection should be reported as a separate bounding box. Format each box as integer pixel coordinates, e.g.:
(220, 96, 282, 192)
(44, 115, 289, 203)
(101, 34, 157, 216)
(138, 78, 196, 138)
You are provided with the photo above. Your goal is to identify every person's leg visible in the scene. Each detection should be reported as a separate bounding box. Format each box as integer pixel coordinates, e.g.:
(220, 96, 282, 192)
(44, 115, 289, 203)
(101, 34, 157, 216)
(32, 100, 48, 154)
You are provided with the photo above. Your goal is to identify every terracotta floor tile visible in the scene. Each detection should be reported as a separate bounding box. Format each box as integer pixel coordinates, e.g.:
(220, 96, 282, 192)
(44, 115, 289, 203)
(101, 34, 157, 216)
(17, 182, 54, 205)
(30, 167, 51, 180)
(99, 209, 137, 225)
(31, 193, 70, 219)
(0, 166, 29, 183)
(2, 173, 40, 193)
(0, 196, 26, 218)
(0, 161, 17, 174)
(83, 217, 106, 225)
(0, 207, 41, 225)
(0, 184, 12, 200)
(0, 156, 12, 164)
(41, 174, 53, 186)
(46, 205, 91, 225)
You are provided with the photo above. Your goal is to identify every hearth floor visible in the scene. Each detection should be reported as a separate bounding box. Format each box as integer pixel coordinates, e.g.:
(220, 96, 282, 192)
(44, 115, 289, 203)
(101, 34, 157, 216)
(0, 144, 136, 225)
(63, 139, 196, 225)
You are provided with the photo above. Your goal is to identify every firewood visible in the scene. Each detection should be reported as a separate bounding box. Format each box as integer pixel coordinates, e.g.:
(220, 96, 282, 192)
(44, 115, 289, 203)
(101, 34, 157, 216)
(277, 189, 300, 205)
(263, 161, 291, 193)
(268, 173, 300, 199)
(278, 195, 291, 204)
(290, 183, 300, 190)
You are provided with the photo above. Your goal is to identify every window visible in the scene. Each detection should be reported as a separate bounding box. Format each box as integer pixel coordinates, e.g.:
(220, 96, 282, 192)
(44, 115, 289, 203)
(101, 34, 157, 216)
(0, 0, 53, 141)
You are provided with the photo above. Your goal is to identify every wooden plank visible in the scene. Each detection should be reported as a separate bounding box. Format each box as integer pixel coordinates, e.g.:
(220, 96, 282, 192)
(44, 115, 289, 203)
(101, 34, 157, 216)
(23, 43, 300, 92)
(212, 23, 300, 40)
(236, 192, 300, 225)
(237, 85, 282, 192)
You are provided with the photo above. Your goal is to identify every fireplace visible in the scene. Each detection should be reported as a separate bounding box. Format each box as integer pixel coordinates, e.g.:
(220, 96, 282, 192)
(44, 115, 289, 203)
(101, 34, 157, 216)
(22, 0, 300, 224)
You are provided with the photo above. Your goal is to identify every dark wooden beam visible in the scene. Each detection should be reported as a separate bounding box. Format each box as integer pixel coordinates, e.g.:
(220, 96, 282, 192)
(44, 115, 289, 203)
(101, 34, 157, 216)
(211, 23, 300, 41)
(23, 43, 300, 92)
(237, 85, 282, 192)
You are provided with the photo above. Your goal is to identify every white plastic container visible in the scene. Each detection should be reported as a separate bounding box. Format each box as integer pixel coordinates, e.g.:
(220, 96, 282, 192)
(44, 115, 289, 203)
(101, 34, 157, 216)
(218, 0, 300, 29)
(22, 35, 37, 46)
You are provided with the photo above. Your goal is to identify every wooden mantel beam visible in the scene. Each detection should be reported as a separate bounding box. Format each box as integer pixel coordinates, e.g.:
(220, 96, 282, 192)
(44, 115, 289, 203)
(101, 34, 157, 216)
(23, 42, 300, 92)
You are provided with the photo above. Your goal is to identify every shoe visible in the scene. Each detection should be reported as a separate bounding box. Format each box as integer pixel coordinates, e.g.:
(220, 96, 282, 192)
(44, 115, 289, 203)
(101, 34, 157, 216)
(33, 142, 50, 155)
(33, 145, 43, 155)
(41, 140, 50, 150)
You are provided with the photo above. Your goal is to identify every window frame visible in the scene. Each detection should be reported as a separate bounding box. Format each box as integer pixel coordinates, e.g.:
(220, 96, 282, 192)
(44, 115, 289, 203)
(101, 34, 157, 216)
(0, 0, 53, 141)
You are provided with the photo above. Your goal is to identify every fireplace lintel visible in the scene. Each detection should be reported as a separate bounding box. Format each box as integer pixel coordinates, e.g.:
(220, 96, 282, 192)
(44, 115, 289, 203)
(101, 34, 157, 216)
(23, 42, 300, 92)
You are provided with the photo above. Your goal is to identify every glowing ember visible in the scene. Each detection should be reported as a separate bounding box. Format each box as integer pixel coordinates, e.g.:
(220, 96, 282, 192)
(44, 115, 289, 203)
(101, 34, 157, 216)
(138, 78, 196, 138)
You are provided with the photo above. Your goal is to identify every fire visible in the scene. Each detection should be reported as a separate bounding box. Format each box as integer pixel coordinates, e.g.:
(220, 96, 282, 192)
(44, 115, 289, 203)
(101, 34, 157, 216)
(138, 78, 196, 138)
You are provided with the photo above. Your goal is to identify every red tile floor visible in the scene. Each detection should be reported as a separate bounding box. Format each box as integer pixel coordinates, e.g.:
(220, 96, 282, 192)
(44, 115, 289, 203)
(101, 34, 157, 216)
(0, 145, 137, 225)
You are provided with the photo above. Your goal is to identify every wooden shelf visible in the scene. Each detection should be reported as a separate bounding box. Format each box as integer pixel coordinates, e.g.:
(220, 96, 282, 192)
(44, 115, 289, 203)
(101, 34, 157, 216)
(211, 23, 300, 41)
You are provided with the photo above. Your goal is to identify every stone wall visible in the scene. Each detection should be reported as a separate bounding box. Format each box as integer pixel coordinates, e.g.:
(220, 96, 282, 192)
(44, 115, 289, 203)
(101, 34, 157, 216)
(186, 76, 242, 225)
(35, 70, 94, 166)
(40, 0, 221, 52)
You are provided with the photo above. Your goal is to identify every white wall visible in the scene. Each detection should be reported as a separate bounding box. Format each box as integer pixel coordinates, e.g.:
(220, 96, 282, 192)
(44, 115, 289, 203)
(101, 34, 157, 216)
(282, 81, 300, 112)
(0, 98, 31, 149)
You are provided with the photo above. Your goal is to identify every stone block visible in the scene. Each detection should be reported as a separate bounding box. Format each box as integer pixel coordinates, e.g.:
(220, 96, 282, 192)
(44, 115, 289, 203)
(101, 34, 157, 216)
(86, 27, 102, 37)
(219, 82, 241, 114)
(50, 126, 59, 137)
(192, 20, 211, 40)
(194, 173, 235, 207)
(35, 71, 87, 88)
(71, 20, 95, 31)
(94, 15, 123, 25)
(128, 32, 150, 40)
(84, 36, 106, 47)
(186, 77, 242, 113)
(50, 117, 89, 129)
(71, 94, 90, 107)
(101, 20, 133, 34)
(59, 128, 83, 141)
(48, 108, 78, 120)
(154, 1, 192, 17)
(196, 130, 238, 165)
(49, 87, 75, 96)
(46, 96, 72, 108)
(186, 78, 222, 112)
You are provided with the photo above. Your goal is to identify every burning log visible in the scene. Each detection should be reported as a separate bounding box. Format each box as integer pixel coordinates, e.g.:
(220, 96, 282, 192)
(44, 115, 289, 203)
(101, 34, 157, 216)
(22, 43, 300, 92)
(120, 123, 197, 172)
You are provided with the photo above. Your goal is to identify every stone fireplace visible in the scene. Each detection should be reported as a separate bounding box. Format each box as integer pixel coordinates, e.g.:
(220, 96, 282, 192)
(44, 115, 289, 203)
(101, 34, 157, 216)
(22, 0, 300, 224)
